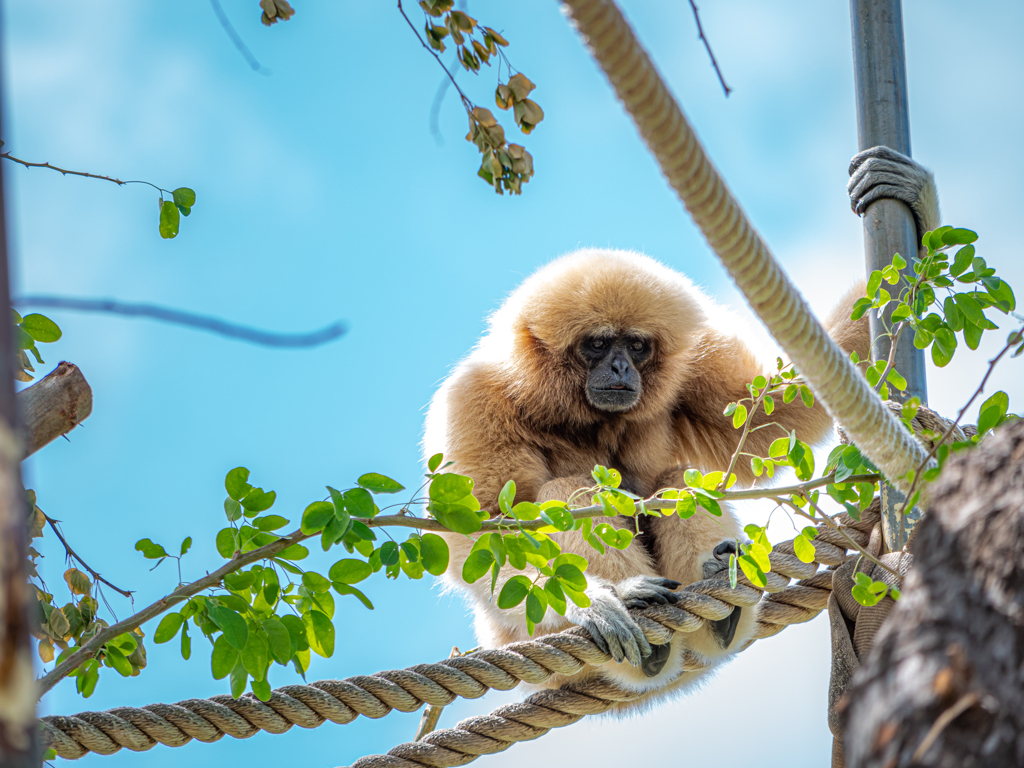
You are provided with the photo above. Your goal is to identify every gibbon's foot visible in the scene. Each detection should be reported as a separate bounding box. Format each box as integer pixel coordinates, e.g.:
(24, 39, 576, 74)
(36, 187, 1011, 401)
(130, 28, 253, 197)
(568, 583, 652, 665)
(618, 575, 683, 610)
(641, 642, 672, 678)
(848, 146, 940, 238)
(702, 541, 743, 649)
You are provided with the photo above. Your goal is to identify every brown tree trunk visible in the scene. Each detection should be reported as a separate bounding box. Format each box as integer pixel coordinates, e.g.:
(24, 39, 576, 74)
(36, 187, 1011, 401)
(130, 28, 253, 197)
(843, 417, 1024, 767)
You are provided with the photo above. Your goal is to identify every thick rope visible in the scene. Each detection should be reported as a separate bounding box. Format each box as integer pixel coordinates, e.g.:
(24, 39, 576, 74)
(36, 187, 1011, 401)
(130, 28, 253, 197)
(559, 0, 929, 493)
(38, 503, 880, 761)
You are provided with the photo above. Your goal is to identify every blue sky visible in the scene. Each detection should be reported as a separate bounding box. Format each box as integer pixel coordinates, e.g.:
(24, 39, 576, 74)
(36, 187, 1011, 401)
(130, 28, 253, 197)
(8, 1, 1023, 767)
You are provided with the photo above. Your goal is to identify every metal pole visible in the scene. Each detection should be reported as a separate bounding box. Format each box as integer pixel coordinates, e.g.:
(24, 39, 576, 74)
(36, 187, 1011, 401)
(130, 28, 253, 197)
(0, 3, 39, 764)
(850, 0, 927, 552)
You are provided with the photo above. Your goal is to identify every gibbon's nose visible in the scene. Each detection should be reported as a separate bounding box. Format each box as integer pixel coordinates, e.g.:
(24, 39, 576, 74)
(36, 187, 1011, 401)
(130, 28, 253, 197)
(610, 354, 630, 378)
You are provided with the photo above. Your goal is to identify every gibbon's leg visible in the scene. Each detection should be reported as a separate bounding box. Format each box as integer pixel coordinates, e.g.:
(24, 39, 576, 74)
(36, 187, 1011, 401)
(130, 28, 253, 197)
(536, 475, 681, 669)
(848, 146, 941, 240)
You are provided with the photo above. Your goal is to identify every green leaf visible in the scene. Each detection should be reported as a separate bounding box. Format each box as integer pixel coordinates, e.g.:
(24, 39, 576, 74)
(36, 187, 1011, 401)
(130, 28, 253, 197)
(333, 583, 374, 610)
(887, 368, 907, 391)
(229, 661, 247, 699)
(498, 480, 516, 514)
(984, 278, 1016, 312)
(261, 619, 292, 664)
(738, 555, 766, 588)
(783, 383, 798, 403)
(799, 385, 814, 408)
(211, 635, 239, 679)
(763, 395, 775, 416)
(135, 538, 169, 560)
(379, 541, 400, 566)
(208, 605, 249, 650)
(850, 297, 873, 321)
(941, 228, 977, 246)
(511, 501, 541, 521)
(428, 453, 443, 473)
(525, 587, 547, 625)
(254, 515, 289, 531)
(433, 499, 485, 535)
(303, 610, 335, 658)
(180, 537, 192, 556)
(251, 678, 271, 702)
(963, 321, 983, 350)
(768, 437, 790, 459)
(159, 199, 180, 239)
(554, 563, 587, 592)
(675, 493, 696, 519)
(419, 533, 450, 576)
(950, 245, 975, 278)
(241, 631, 269, 681)
(277, 543, 308, 561)
(732, 403, 748, 428)
(462, 549, 494, 583)
(301, 501, 335, 535)
(224, 498, 242, 522)
(280, 614, 309, 652)
(215, 528, 238, 559)
(931, 341, 954, 367)
(20, 314, 62, 343)
(357, 473, 405, 494)
(866, 270, 883, 298)
(225, 468, 252, 501)
(429, 473, 475, 503)
(793, 535, 815, 563)
(154, 613, 185, 644)
(240, 488, 276, 514)
(696, 495, 722, 516)
(953, 293, 986, 326)
(172, 187, 197, 209)
(683, 469, 703, 488)
(329, 558, 372, 584)
(302, 572, 332, 594)
(977, 391, 1009, 434)
(180, 624, 191, 660)
(497, 575, 532, 608)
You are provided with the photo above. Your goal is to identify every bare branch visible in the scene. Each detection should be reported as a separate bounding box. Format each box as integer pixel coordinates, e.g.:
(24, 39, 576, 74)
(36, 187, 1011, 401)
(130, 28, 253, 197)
(41, 511, 133, 599)
(397, 0, 474, 111)
(14, 296, 346, 349)
(0, 150, 166, 195)
(17, 362, 92, 458)
(687, 1, 731, 97)
(209, 0, 271, 75)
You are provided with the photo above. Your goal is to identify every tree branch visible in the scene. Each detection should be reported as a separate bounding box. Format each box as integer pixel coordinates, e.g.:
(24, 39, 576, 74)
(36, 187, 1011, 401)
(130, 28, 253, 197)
(0, 150, 165, 195)
(687, 0, 731, 96)
(17, 362, 92, 458)
(209, 0, 271, 75)
(41, 512, 133, 599)
(14, 296, 346, 349)
(37, 470, 880, 694)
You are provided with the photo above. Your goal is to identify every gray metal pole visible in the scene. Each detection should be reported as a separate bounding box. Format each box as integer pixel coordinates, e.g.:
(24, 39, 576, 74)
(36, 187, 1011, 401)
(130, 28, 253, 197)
(850, 0, 927, 551)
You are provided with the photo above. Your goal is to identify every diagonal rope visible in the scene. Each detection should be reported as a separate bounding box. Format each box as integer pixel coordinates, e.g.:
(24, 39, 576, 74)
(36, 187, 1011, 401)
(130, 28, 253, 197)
(39, 503, 880, 761)
(558, 0, 929, 493)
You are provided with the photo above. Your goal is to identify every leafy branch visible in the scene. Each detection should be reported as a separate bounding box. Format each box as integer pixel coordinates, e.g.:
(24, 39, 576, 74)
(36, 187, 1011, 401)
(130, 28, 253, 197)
(1, 145, 196, 239)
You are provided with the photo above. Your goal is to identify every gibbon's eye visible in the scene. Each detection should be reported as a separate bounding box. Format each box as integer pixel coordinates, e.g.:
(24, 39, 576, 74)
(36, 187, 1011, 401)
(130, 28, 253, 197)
(590, 338, 606, 351)
(630, 340, 644, 352)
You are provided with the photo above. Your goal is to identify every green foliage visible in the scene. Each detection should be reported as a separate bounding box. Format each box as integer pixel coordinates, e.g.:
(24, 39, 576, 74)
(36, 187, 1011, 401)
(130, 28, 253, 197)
(13, 309, 62, 381)
(158, 187, 197, 239)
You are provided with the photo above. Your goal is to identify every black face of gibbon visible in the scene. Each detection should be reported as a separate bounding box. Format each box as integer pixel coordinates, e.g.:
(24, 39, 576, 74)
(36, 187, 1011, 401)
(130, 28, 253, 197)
(579, 333, 652, 412)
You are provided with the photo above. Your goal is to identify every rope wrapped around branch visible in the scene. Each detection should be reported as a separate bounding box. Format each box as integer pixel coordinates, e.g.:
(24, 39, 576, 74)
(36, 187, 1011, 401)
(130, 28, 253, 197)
(39, 503, 880, 762)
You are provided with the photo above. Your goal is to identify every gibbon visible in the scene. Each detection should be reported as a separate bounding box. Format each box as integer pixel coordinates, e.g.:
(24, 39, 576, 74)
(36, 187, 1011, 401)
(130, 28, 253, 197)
(423, 147, 938, 707)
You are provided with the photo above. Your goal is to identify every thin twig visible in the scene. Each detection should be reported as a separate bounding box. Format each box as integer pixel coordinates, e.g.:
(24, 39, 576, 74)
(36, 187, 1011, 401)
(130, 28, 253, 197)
(41, 512, 133, 599)
(781, 494, 901, 579)
(720, 381, 771, 489)
(898, 325, 1023, 515)
(397, 0, 473, 111)
(0, 151, 166, 195)
(687, 0, 731, 97)
(13, 296, 346, 349)
(874, 320, 907, 393)
(209, 0, 271, 75)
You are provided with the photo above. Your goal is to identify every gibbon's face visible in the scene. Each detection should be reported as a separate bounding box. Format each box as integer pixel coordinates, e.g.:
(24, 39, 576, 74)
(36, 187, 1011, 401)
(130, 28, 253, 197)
(578, 332, 653, 412)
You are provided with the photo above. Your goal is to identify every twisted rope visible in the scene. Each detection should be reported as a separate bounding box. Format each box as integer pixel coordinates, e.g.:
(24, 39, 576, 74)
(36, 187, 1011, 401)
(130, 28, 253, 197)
(558, 0, 929, 493)
(39, 503, 880, 761)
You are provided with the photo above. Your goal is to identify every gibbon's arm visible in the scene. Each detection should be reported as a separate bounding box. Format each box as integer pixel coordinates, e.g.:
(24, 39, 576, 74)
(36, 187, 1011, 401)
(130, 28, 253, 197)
(672, 288, 870, 485)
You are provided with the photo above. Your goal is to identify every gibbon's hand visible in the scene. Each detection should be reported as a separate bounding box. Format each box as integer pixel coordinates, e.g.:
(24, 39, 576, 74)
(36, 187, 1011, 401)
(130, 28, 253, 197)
(567, 583, 653, 665)
(617, 575, 683, 610)
(700, 540, 743, 650)
(847, 145, 940, 238)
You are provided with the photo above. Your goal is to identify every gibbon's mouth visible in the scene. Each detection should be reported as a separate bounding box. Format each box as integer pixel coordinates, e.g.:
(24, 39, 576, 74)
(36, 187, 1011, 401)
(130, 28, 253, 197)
(588, 386, 641, 412)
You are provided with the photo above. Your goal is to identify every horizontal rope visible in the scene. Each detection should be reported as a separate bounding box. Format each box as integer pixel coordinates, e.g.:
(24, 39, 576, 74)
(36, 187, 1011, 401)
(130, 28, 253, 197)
(39, 503, 880, 761)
